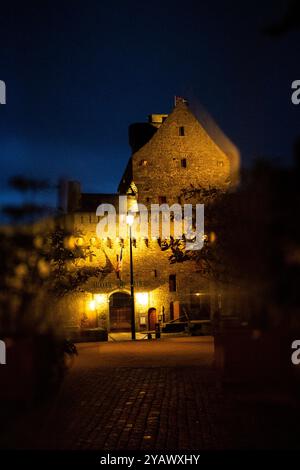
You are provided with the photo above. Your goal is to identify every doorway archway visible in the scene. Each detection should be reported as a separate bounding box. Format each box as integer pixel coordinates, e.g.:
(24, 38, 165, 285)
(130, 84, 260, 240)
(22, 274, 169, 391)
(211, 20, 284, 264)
(148, 307, 157, 331)
(109, 292, 131, 331)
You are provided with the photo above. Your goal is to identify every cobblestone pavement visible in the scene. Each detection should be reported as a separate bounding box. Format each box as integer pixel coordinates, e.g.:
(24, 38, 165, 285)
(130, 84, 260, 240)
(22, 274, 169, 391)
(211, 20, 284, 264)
(41, 367, 234, 450)
(4, 338, 300, 450)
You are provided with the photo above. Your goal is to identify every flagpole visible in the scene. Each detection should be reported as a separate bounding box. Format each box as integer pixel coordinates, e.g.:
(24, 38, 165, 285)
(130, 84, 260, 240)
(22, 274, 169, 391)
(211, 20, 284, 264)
(129, 224, 136, 340)
(126, 212, 136, 341)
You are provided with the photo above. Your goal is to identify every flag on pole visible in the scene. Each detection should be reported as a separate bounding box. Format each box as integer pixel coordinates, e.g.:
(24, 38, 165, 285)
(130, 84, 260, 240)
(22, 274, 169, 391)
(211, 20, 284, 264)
(174, 96, 188, 107)
(116, 246, 123, 279)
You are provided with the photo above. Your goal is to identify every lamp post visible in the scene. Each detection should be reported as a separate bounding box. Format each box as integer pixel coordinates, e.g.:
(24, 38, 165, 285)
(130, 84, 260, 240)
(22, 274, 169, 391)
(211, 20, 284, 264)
(126, 212, 136, 340)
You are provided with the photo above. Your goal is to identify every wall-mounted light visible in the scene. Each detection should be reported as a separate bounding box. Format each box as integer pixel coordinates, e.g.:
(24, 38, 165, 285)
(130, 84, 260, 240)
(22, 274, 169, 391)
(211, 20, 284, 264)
(136, 292, 149, 306)
(94, 294, 106, 304)
(88, 299, 96, 311)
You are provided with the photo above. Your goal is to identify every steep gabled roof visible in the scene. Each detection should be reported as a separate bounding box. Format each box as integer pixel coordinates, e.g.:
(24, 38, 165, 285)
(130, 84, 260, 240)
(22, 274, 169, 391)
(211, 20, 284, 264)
(118, 99, 240, 191)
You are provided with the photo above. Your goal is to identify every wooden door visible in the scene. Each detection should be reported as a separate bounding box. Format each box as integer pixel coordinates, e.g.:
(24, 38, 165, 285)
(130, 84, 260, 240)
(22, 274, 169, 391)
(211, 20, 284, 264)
(148, 308, 157, 331)
(110, 306, 131, 331)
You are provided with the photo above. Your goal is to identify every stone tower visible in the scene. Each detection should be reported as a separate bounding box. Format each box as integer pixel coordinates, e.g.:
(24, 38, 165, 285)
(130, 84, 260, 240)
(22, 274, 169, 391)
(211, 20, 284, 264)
(119, 97, 239, 205)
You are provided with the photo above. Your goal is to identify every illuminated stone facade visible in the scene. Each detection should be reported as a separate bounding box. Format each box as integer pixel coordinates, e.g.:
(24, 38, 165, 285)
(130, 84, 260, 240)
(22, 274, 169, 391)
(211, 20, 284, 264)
(62, 99, 240, 332)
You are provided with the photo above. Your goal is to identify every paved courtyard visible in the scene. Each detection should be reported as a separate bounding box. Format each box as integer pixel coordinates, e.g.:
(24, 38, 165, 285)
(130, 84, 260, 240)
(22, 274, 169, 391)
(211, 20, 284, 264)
(3, 336, 300, 450)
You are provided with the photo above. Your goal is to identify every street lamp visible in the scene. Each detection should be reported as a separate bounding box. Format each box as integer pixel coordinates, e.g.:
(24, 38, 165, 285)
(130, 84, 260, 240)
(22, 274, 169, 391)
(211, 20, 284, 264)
(126, 212, 136, 340)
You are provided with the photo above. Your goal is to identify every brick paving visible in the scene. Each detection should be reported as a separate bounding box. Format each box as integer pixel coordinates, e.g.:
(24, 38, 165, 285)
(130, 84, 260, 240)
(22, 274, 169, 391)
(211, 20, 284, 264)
(41, 367, 236, 450)
(3, 338, 300, 450)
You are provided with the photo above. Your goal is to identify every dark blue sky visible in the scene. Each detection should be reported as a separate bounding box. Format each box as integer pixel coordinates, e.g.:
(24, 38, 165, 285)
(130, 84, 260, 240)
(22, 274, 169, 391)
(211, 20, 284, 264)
(0, 0, 299, 206)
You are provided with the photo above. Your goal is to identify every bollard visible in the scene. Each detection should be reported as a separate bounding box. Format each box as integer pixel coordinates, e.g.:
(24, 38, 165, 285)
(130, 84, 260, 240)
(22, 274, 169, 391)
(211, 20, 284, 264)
(155, 323, 161, 339)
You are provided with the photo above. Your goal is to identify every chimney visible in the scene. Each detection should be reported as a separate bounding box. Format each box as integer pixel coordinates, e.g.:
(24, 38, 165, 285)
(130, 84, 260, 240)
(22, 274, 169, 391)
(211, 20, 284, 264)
(66, 181, 81, 212)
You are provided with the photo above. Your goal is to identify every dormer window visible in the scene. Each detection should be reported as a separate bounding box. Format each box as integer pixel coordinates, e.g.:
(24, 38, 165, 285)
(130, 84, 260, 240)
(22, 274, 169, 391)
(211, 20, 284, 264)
(181, 158, 187, 168)
(179, 126, 185, 136)
(169, 274, 177, 292)
(139, 159, 148, 166)
(217, 160, 224, 167)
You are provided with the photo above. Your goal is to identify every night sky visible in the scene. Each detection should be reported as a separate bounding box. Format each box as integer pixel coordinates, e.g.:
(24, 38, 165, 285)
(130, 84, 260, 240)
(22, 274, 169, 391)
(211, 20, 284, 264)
(0, 0, 299, 207)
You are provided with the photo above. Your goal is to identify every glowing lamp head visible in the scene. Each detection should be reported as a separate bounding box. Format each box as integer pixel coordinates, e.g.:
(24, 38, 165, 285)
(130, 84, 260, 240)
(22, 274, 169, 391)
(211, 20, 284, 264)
(126, 212, 134, 226)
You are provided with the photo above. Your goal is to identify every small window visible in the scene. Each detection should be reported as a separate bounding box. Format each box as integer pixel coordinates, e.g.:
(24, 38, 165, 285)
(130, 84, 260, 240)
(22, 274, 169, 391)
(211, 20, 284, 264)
(139, 159, 148, 166)
(146, 197, 151, 203)
(217, 160, 224, 167)
(80, 216, 84, 224)
(169, 274, 176, 292)
(158, 196, 167, 204)
(170, 301, 174, 321)
(181, 158, 187, 168)
(179, 126, 185, 136)
(153, 269, 158, 278)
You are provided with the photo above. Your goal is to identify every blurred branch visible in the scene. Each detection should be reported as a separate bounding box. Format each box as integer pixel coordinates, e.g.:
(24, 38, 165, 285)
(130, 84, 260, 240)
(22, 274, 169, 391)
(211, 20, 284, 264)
(8, 176, 50, 193)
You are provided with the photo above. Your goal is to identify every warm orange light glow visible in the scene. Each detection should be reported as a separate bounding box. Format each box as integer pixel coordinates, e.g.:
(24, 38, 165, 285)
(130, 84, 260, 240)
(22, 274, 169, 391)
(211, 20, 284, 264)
(88, 300, 96, 311)
(37, 259, 50, 278)
(64, 236, 76, 250)
(94, 294, 106, 304)
(76, 237, 84, 247)
(210, 231, 217, 243)
(136, 292, 148, 306)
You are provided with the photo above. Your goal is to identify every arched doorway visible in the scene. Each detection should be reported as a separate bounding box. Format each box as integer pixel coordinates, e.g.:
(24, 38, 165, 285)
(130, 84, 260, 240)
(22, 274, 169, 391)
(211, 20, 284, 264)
(109, 292, 131, 331)
(148, 307, 157, 331)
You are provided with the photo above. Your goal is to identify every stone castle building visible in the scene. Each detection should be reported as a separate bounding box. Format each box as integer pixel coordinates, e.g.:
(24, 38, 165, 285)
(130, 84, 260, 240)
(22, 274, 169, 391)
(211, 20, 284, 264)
(60, 98, 240, 333)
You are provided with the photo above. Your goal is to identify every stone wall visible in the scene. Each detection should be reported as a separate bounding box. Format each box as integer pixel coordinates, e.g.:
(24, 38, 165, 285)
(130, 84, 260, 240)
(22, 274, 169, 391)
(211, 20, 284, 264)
(65, 212, 213, 331)
(120, 100, 238, 206)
